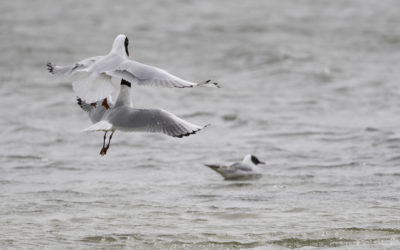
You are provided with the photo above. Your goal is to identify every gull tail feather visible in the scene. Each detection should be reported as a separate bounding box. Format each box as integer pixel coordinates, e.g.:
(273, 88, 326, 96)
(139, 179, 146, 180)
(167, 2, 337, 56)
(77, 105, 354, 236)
(204, 164, 221, 170)
(82, 120, 113, 132)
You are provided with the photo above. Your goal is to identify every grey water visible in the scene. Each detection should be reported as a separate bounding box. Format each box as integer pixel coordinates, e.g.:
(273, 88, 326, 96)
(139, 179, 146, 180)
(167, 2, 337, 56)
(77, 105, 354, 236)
(1, 0, 400, 249)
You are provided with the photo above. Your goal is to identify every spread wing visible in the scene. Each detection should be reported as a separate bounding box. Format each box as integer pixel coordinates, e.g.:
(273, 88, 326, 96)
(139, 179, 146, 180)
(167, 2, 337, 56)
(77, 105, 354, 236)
(107, 107, 207, 138)
(108, 60, 219, 88)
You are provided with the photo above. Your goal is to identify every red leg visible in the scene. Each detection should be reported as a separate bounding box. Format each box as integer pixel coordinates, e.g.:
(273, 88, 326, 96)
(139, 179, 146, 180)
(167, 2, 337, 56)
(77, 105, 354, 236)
(100, 131, 108, 156)
(102, 131, 115, 155)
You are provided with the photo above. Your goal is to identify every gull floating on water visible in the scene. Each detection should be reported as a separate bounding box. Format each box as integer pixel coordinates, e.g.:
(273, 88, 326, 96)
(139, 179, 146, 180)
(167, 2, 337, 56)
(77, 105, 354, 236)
(205, 154, 265, 180)
(48, 34, 219, 103)
(77, 79, 208, 155)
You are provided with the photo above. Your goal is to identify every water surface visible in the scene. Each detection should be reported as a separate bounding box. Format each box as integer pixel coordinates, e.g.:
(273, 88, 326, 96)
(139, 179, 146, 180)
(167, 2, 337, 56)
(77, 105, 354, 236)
(1, 0, 400, 249)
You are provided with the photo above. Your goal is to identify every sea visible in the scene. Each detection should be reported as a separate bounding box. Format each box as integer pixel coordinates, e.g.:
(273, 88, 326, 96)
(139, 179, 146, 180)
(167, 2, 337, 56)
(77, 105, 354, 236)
(1, 0, 400, 249)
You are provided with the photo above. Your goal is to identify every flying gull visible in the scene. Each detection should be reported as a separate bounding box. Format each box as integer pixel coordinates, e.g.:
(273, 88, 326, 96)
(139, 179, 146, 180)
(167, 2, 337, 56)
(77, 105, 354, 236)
(48, 34, 219, 103)
(77, 79, 208, 155)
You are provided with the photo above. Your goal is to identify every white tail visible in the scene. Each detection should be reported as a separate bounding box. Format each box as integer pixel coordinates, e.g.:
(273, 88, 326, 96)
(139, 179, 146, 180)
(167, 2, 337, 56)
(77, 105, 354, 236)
(82, 120, 113, 132)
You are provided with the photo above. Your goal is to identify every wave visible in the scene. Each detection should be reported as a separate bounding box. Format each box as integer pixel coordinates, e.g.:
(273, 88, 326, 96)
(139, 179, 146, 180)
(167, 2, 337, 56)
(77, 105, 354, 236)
(270, 237, 354, 248)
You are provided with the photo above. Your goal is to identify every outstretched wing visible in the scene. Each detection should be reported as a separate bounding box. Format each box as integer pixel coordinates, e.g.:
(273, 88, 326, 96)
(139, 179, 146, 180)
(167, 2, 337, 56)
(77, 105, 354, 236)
(108, 60, 219, 88)
(47, 56, 103, 76)
(107, 106, 207, 138)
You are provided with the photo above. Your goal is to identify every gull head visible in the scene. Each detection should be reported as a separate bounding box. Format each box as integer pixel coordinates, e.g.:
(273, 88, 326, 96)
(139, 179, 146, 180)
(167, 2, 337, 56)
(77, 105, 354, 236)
(243, 154, 265, 166)
(111, 34, 130, 57)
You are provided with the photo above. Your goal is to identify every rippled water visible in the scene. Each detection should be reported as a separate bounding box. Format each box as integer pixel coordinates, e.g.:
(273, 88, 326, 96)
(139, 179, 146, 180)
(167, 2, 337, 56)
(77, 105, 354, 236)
(1, 0, 400, 249)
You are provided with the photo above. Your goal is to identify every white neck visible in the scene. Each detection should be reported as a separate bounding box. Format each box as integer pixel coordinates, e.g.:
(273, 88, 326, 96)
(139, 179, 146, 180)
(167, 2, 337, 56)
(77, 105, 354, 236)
(242, 154, 256, 168)
(109, 34, 128, 58)
(115, 85, 132, 107)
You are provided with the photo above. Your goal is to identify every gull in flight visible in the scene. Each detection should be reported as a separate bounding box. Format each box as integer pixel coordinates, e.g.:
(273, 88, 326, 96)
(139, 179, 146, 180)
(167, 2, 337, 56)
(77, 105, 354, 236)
(77, 79, 208, 155)
(205, 154, 265, 180)
(48, 34, 219, 103)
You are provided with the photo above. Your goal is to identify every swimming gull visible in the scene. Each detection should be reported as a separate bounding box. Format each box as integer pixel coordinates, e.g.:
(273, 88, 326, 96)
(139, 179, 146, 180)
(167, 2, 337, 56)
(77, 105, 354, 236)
(205, 154, 265, 180)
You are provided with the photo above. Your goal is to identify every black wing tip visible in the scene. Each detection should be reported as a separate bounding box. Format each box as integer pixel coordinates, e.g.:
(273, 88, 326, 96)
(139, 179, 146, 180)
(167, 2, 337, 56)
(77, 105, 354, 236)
(46, 62, 54, 73)
(174, 124, 210, 138)
(206, 79, 220, 88)
(76, 97, 84, 109)
(76, 96, 91, 112)
(174, 128, 201, 138)
(174, 130, 198, 138)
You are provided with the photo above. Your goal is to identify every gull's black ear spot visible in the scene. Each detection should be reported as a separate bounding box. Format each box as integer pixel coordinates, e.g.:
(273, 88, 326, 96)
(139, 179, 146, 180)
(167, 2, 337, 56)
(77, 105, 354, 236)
(121, 79, 131, 87)
(124, 37, 129, 56)
(124, 37, 129, 47)
(251, 155, 261, 165)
